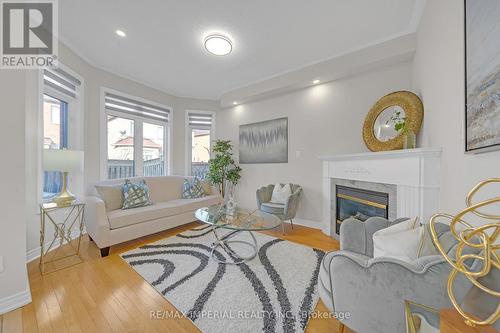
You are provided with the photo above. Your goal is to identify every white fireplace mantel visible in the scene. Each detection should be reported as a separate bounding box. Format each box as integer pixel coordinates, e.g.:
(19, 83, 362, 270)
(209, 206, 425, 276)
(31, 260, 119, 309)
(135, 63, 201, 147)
(320, 148, 442, 237)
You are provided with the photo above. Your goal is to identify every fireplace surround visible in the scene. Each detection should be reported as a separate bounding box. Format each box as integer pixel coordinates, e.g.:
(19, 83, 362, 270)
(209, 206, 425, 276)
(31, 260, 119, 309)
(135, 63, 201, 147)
(320, 148, 441, 238)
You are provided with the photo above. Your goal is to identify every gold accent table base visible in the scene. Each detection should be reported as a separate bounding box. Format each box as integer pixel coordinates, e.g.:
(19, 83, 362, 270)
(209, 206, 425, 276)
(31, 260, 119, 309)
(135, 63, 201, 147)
(39, 202, 85, 275)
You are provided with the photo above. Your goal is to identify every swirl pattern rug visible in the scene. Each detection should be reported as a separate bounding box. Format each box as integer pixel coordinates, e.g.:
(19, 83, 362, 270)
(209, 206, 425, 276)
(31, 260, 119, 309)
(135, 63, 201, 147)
(120, 225, 325, 333)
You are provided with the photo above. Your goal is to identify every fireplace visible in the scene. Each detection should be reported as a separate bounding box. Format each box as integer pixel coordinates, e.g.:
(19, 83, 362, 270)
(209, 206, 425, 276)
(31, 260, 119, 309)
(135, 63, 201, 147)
(321, 149, 441, 238)
(335, 185, 389, 234)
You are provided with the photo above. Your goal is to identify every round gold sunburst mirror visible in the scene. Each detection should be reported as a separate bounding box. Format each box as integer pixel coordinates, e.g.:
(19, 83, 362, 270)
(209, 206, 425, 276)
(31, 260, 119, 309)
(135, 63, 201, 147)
(363, 91, 423, 151)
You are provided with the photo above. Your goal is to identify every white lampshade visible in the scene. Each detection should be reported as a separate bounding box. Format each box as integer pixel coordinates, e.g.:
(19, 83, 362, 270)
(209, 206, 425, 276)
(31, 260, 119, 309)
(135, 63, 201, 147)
(43, 149, 84, 172)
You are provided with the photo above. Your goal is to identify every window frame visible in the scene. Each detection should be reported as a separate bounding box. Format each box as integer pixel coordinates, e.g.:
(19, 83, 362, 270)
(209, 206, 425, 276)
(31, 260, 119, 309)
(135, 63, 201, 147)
(100, 87, 172, 180)
(39, 63, 84, 202)
(184, 110, 216, 176)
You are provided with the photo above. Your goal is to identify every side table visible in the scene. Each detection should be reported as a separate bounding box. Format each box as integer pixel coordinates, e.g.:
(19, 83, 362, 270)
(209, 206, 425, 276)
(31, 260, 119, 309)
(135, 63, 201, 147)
(39, 202, 85, 274)
(405, 300, 440, 333)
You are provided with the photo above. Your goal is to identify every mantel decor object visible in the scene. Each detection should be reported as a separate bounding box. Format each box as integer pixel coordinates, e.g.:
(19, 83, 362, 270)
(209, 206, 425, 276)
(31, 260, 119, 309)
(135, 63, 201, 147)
(363, 91, 423, 152)
(430, 179, 500, 327)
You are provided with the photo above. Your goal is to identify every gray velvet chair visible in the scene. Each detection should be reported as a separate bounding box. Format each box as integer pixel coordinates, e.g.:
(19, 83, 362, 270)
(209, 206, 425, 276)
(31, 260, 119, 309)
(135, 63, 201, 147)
(256, 184, 302, 233)
(318, 216, 499, 333)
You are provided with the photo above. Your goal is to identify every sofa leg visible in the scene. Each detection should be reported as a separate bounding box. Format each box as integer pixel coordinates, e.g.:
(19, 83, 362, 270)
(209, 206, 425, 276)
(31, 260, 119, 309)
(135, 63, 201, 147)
(290, 219, 294, 229)
(281, 221, 286, 234)
(100, 247, 110, 257)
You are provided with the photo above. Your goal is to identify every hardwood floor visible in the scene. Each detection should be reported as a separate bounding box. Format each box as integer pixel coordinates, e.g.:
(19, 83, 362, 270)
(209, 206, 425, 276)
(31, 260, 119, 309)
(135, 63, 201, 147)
(1, 222, 353, 333)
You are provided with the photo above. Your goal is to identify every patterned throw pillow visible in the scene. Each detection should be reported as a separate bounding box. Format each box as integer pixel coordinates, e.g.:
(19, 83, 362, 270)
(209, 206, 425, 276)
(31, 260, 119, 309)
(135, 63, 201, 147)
(122, 179, 153, 210)
(182, 178, 206, 199)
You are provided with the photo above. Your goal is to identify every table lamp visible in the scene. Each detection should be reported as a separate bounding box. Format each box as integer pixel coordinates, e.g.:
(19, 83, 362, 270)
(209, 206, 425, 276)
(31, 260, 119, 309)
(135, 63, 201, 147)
(43, 149, 84, 207)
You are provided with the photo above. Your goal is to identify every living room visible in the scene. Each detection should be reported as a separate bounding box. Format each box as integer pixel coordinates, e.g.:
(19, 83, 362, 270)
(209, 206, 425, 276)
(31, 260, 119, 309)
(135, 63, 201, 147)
(0, 0, 499, 332)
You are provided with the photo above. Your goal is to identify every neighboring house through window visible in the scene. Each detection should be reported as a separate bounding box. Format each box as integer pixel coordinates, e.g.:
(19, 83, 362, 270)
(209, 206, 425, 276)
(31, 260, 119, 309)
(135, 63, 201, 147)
(103, 90, 171, 179)
(185, 111, 215, 179)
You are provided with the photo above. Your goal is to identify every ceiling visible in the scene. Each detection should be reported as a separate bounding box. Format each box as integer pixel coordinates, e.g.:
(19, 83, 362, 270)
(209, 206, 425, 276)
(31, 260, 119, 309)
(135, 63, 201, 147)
(59, 0, 419, 100)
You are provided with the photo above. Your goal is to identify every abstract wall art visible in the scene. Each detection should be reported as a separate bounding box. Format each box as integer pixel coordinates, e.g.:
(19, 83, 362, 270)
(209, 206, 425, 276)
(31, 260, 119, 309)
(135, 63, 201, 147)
(239, 117, 288, 164)
(465, 0, 500, 152)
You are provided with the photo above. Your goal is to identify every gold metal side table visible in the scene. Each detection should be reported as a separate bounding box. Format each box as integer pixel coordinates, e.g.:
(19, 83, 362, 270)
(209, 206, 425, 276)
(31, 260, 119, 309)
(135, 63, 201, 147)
(39, 202, 85, 274)
(405, 300, 440, 333)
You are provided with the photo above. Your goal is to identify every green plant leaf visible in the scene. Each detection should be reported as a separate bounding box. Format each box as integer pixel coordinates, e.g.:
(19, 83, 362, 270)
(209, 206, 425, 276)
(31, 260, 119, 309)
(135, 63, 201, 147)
(206, 139, 242, 196)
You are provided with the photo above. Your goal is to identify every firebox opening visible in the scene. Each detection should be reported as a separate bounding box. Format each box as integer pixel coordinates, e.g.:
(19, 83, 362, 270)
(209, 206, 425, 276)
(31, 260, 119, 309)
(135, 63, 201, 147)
(335, 185, 389, 234)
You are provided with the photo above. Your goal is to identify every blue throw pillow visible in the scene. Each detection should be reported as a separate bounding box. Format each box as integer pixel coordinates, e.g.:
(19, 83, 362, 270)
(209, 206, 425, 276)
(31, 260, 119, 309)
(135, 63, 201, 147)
(182, 178, 206, 199)
(122, 179, 153, 209)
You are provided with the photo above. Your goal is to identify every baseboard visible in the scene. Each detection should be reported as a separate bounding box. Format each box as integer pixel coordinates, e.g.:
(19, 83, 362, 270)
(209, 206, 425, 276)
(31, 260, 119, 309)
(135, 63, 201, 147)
(291, 218, 323, 230)
(26, 229, 82, 263)
(0, 286, 32, 315)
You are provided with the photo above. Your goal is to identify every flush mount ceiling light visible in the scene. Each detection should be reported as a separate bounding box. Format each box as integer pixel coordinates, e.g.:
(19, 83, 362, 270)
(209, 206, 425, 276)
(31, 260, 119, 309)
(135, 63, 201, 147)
(204, 34, 232, 56)
(233, 101, 238, 105)
(313, 79, 320, 84)
(115, 29, 126, 37)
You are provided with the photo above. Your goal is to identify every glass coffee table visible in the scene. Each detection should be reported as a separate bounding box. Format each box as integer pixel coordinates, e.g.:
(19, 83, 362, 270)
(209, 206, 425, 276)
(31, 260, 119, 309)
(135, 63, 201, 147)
(195, 205, 282, 264)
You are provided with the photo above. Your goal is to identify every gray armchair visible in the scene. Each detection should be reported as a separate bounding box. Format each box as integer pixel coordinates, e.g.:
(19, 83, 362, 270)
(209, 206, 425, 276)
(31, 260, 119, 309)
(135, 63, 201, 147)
(318, 216, 495, 333)
(256, 184, 302, 232)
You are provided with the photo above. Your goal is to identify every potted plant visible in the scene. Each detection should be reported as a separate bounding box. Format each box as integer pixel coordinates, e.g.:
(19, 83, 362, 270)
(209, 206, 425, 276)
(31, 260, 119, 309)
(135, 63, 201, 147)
(207, 140, 242, 198)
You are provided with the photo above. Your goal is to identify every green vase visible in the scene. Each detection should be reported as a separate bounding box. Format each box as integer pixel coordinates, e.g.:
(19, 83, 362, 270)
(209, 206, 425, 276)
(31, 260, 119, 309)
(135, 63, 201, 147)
(403, 129, 416, 149)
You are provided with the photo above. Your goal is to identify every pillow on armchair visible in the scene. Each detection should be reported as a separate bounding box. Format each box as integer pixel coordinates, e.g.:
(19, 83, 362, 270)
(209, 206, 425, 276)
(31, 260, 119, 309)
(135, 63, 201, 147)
(270, 183, 291, 204)
(372, 217, 437, 262)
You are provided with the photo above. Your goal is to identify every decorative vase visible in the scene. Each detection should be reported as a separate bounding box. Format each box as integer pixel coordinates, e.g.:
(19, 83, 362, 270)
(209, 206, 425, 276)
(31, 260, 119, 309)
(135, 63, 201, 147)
(403, 129, 416, 149)
(224, 182, 237, 216)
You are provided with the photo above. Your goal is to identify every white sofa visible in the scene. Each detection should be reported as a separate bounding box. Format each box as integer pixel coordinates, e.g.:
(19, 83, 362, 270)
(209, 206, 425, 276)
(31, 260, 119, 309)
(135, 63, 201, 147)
(85, 176, 221, 256)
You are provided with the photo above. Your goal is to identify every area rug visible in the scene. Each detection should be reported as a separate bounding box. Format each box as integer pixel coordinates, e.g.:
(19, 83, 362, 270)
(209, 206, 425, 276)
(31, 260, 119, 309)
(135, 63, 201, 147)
(120, 224, 325, 333)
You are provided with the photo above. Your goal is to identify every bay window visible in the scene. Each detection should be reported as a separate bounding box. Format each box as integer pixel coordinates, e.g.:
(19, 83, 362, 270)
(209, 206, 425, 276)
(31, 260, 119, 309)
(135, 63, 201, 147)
(42, 68, 81, 199)
(186, 111, 215, 179)
(103, 90, 170, 179)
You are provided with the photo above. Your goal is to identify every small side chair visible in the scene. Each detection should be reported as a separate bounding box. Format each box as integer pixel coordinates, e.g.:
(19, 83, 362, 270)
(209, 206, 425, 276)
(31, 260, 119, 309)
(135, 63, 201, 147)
(256, 184, 303, 233)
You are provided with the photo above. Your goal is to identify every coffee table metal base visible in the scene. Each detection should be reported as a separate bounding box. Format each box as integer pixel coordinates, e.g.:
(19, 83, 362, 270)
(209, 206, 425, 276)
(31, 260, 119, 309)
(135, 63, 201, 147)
(210, 226, 258, 265)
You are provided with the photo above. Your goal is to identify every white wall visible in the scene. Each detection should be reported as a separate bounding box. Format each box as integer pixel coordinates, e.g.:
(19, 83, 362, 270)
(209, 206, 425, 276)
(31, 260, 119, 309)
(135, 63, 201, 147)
(412, 0, 500, 217)
(0, 71, 31, 313)
(25, 43, 218, 256)
(217, 61, 413, 227)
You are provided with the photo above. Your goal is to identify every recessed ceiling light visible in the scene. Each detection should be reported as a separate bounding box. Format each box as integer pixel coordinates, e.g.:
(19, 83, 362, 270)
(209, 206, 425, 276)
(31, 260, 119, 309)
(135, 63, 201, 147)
(204, 34, 232, 56)
(115, 30, 126, 38)
(233, 101, 238, 105)
(313, 79, 320, 84)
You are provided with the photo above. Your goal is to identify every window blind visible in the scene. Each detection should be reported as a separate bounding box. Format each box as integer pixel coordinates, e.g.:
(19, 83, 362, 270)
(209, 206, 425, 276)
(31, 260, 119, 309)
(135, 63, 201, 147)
(188, 112, 213, 129)
(104, 93, 170, 122)
(43, 68, 81, 98)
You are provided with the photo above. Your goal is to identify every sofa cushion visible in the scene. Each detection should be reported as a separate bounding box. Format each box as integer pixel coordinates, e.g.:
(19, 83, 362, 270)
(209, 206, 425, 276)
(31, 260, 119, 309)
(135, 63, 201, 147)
(107, 201, 182, 229)
(95, 185, 123, 211)
(260, 202, 285, 215)
(169, 195, 221, 213)
(144, 176, 185, 202)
